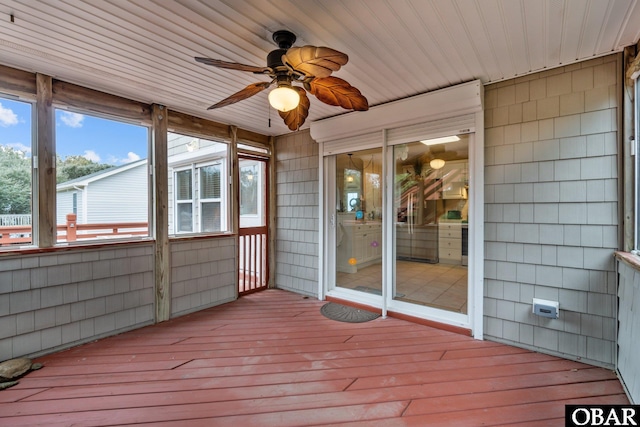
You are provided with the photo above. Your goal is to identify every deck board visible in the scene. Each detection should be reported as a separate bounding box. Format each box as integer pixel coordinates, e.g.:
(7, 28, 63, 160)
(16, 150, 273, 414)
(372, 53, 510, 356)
(0, 289, 628, 426)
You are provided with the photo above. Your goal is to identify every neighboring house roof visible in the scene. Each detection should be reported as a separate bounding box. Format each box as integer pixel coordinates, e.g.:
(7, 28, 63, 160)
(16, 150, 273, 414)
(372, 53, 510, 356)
(56, 159, 147, 191)
(168, 144, 227, 168)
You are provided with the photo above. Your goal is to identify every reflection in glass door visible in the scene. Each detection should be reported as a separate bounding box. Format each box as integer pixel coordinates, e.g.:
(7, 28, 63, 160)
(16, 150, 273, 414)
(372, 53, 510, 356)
(334, 148, 383, 296)
(393, 136, 469, 313)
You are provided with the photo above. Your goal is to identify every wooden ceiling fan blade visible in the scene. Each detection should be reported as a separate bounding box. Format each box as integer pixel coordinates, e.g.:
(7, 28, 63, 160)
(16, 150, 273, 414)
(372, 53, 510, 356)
(195, 57, 270, 74)
(278, 87, 310, 131)
(308, 76, 369, 111)
(207, 82, 271, 110)
(282, 46, 348, 78)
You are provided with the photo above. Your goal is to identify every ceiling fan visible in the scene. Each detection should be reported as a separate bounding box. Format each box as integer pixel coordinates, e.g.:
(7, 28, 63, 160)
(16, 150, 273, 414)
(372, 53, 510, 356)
(195, 30, 369, 131)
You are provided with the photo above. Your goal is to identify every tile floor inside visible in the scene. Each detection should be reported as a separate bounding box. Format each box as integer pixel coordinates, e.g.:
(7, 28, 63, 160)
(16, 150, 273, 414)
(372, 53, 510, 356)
(336, 260, 468, 313)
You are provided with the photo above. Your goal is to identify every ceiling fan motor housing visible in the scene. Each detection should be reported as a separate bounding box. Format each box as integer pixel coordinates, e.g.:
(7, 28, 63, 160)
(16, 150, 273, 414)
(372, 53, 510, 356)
(267, 48, 288, 69)
(268, 30, 296, 70)
(272, 30, 296, 49)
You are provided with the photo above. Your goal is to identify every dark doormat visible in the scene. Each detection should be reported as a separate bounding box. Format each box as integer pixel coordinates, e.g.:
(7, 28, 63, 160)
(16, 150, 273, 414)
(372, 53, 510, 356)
(320, 302, 380, 323)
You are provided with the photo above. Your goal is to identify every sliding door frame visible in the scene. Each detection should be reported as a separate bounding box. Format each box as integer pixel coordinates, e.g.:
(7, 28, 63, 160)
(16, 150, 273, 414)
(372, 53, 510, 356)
(314, 81, 484, 339)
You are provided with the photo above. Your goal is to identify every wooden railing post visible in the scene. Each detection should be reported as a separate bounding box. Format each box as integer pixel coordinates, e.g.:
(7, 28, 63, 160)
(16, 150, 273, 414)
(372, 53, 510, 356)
(66, 213, 77, 242)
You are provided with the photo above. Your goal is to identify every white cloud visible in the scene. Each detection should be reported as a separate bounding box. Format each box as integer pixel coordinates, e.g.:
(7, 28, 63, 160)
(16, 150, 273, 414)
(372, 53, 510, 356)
(60, 111, 84, 128)
(106, 155, 120, 164)
(7, 142, 31, 155)
(82, 150, 101, 162)
(107, 151, 141, 164)
(124, 152, 141, 163)
(0, 103, 19, 127)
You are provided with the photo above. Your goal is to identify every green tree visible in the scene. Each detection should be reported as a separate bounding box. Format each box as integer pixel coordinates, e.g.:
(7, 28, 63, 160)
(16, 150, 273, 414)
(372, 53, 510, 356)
(0, 146, 31, 214)
(56, 155, 113, 183)
(0, 146, 117, 215)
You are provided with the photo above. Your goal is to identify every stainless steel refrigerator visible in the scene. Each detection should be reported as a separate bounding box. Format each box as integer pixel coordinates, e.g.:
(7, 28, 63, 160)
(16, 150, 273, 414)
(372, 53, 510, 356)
(396, 194, 438, 263)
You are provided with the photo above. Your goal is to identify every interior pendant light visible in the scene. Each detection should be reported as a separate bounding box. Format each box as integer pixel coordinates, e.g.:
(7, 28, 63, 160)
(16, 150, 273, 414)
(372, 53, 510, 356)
(268, 85, 300, 112)
(430, 158, 446, 170)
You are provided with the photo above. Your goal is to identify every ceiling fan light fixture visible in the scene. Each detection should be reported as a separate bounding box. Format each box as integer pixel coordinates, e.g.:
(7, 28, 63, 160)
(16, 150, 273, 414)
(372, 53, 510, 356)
(430, 158, 446, 170)
(196, 29, 367, 130)
(269, 86, 300, 112)
(420, 135, 460, 146)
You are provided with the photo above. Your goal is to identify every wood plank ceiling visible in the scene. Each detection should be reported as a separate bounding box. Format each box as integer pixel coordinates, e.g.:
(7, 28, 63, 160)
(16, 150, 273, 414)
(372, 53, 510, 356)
(1, 0, 640, 136)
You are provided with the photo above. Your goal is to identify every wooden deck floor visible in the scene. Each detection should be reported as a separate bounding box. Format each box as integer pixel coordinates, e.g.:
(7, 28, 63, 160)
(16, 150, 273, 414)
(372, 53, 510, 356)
(0, 289, 628, 426)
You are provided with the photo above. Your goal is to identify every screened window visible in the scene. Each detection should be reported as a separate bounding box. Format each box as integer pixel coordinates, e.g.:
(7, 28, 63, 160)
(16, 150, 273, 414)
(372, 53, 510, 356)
(54, 109, 149, 244)
(168, 132, 229, 235)
(240, 163, 258, 215)
(0, 97, 33, 249)
(239, 158, 266, 228)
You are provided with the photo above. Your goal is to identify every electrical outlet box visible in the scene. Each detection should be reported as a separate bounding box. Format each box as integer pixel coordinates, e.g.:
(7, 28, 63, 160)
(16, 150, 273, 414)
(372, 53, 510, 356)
(532, 298, 559, 319)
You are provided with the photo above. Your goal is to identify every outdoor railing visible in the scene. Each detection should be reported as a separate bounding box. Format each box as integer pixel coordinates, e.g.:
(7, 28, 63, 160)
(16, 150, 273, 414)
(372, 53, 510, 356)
(0, 214, 32, 226)
(0, 214, 148, 247)
(238, 225, 268, 295)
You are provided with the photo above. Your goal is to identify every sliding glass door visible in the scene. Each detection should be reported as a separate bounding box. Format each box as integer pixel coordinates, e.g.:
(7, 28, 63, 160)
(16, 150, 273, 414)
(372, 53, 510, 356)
(325, 134, 471, 322)
(392, 136, 469, 314)
(333, 148, 384, 297)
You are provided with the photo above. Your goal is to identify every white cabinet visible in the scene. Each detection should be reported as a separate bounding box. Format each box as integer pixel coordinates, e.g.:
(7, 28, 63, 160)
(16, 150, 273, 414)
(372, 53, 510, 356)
(440, 161, 468, 199)
(438, 223, 462, 264)
(337, 222, 382, 273)
(356, 223, 382, 266)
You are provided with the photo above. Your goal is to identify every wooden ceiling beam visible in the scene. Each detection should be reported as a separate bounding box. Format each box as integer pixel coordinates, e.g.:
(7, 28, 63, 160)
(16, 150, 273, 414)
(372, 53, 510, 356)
(0, 64, 270, 145)
(0, 64, 37, 99)
(52, 80, 152, 124)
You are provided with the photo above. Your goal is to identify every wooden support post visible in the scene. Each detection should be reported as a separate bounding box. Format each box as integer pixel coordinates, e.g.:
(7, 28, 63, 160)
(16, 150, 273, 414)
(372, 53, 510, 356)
(152, 104, 170, 322)
(36, 73, 56, 247)
(65, 213, 77, 242)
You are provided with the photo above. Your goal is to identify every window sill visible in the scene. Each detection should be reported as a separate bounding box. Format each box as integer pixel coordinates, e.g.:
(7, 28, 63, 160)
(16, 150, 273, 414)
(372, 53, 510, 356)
(169, 232, 235, 242)
(0, 238, 155, 258)
(615, 251, 640, 270)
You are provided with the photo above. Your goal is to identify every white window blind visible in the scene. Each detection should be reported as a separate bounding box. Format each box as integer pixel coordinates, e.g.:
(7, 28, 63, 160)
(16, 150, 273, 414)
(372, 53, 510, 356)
(200, 164, 221, 199)
(176, 170, 192, 200)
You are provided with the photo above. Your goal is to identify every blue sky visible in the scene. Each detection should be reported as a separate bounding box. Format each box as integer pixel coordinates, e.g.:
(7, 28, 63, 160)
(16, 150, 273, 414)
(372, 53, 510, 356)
(0, 97, 148, 165)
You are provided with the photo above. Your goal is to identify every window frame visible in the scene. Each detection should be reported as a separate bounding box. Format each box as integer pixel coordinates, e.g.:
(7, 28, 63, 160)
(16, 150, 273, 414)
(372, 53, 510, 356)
(168, 132, 230, 237)
(0, 95, 36, 250)
(173, 166, 195, 234)
(52, 106, 152, 245)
